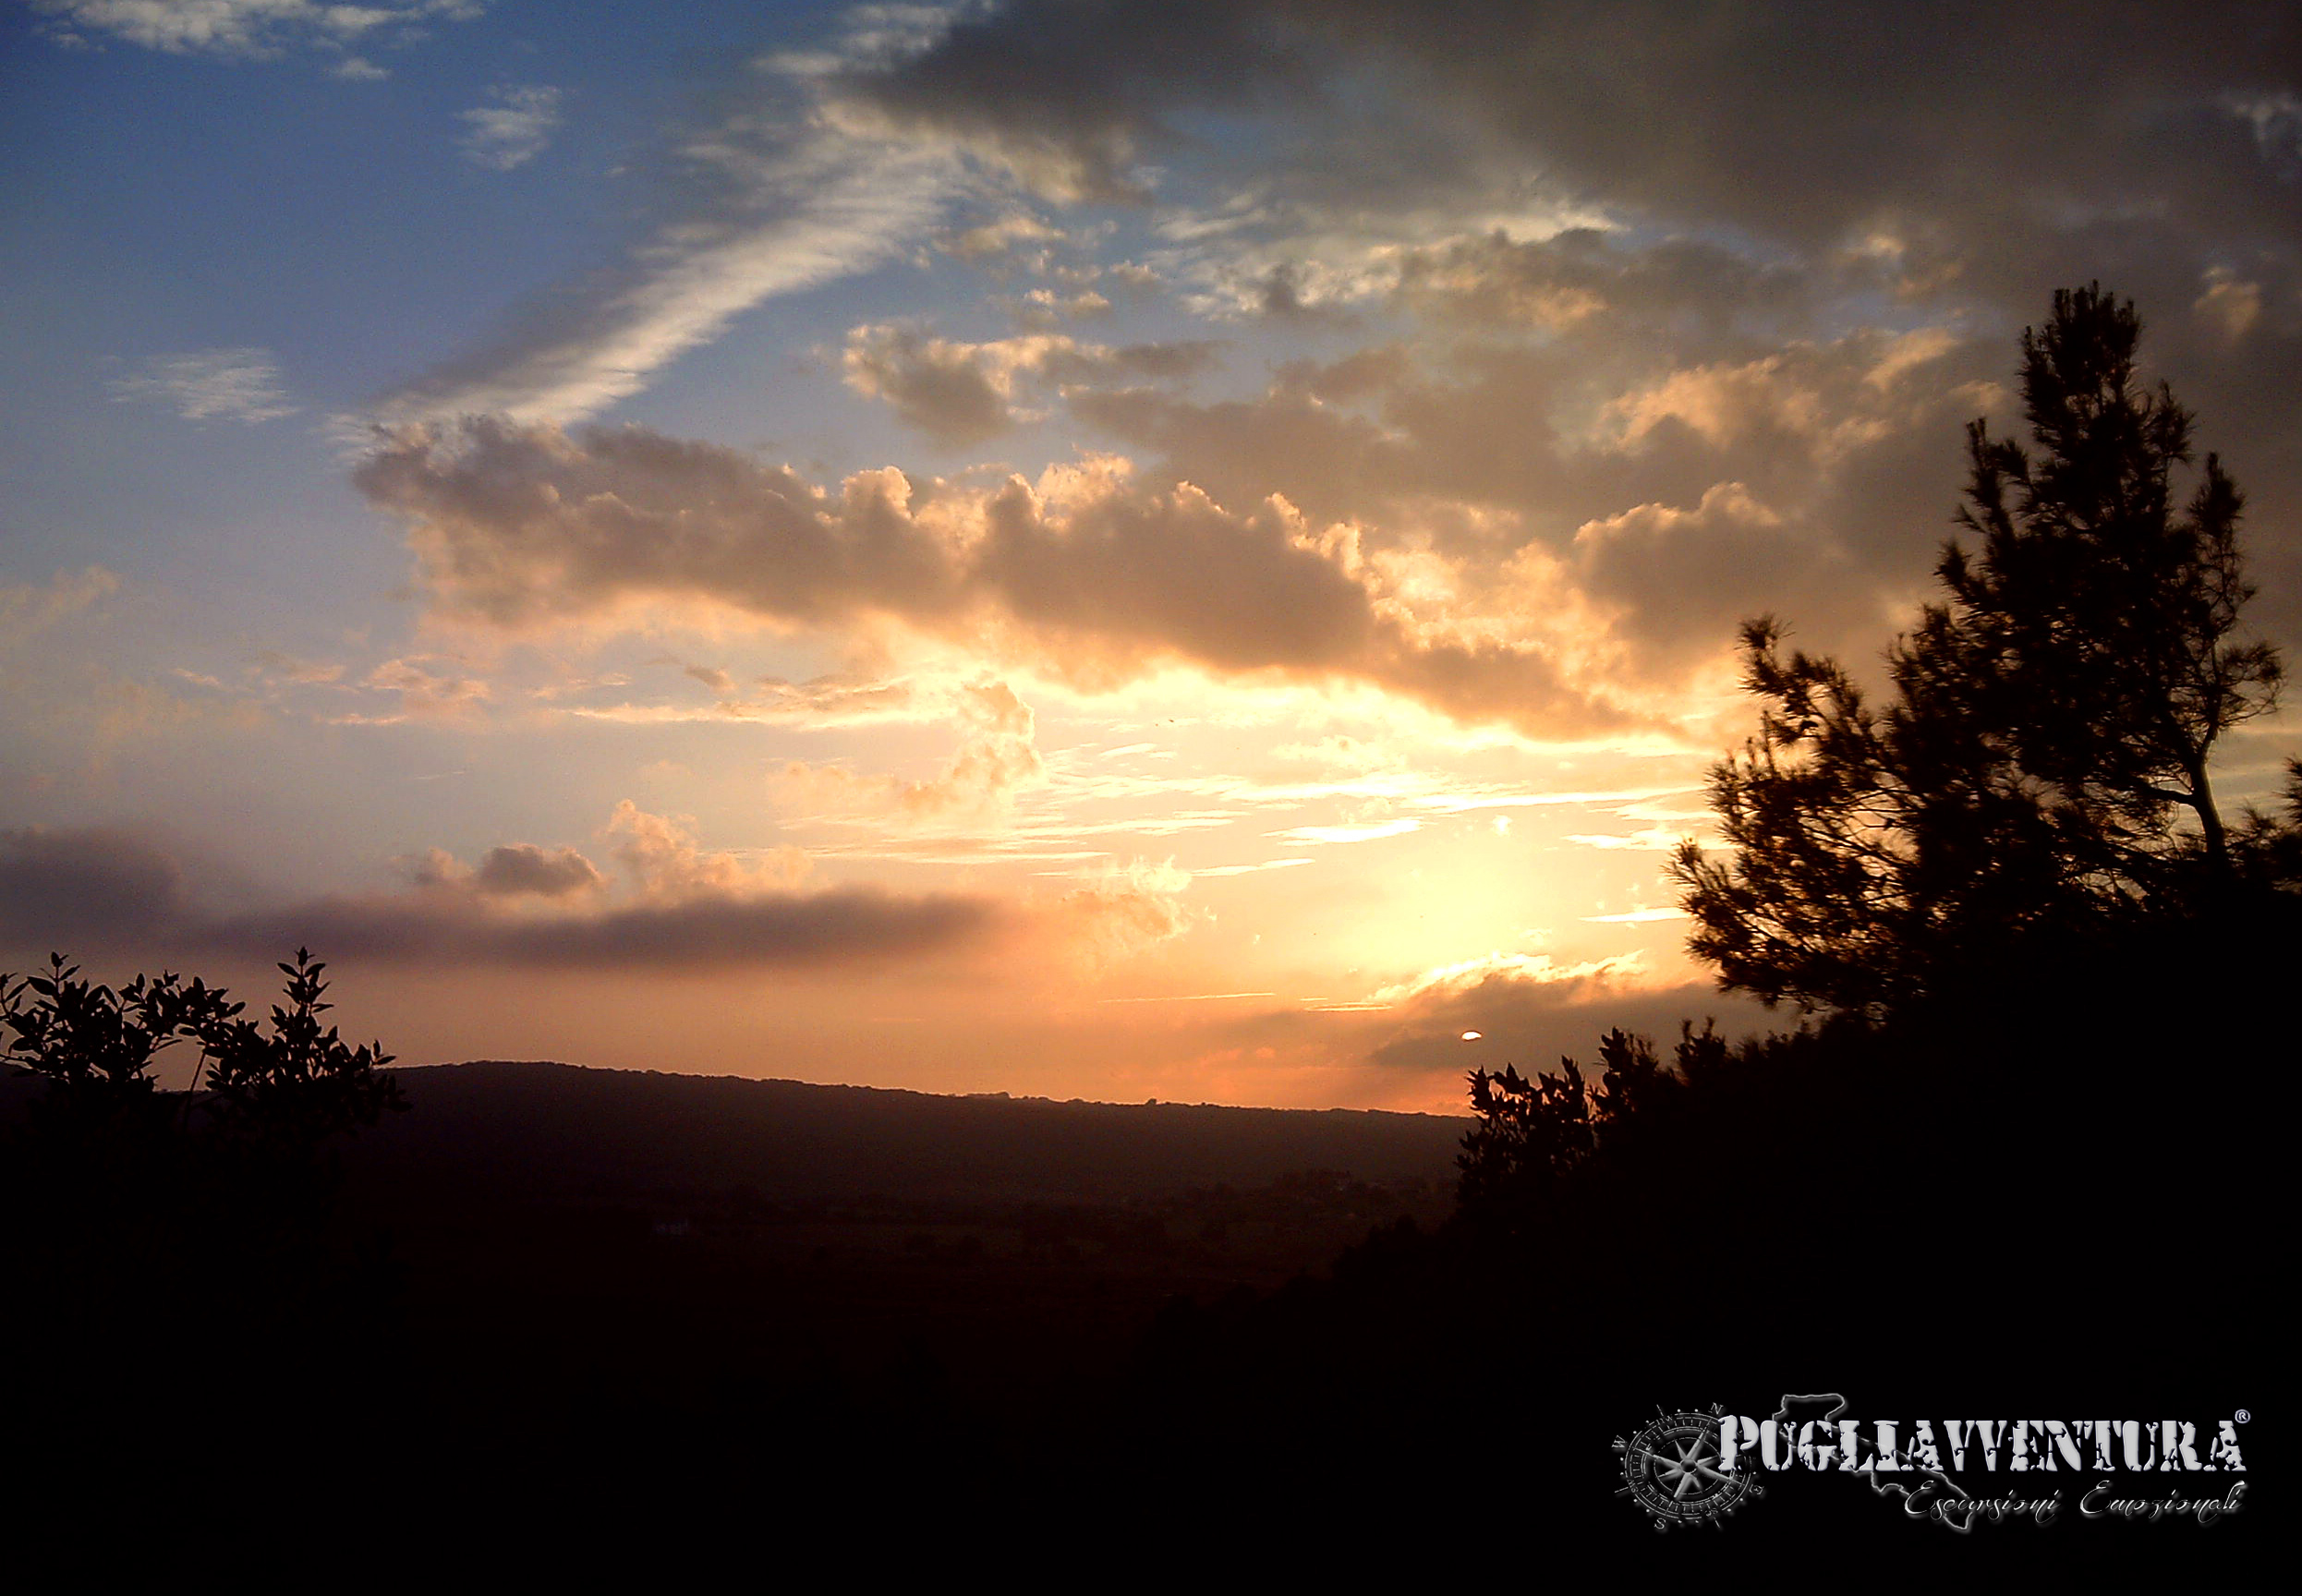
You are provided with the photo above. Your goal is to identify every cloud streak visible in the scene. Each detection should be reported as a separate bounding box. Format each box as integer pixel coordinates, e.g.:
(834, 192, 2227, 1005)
(364, 2, 1001, 431)
(0, 817, 992, 973)
(374, 129, 954, 425)
(200, 884, 992, 971)
(32, 1, 482, 59)
(0, 806, 1216, 980)
(111, 348, 298, 423)
(396, 137, 951, 424)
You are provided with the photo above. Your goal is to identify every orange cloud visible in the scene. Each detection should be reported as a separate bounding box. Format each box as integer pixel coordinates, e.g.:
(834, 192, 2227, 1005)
(354, 418, 1631, 738)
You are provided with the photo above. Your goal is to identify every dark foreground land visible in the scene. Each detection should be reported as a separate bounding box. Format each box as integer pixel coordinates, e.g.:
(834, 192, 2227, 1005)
(2, 1061, 1475, 1542)
(2, 940, 2278, 1572)
(345, 1061, 1465, 1485)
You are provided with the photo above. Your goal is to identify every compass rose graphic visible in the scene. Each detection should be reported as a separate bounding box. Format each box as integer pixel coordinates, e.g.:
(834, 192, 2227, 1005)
(1613, 1405, 1763, 1530)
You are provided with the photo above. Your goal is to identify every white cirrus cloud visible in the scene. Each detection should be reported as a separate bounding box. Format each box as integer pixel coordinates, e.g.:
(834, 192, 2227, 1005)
(1562, 827, 1690, 852)
(1270, 817, 1423, 846)
(460, 84, 563, 172)
(368, 13, 983, 429)
(109, 347, 299, 423)
(371, 127, 959, 426)
(31, 1, 484, 59)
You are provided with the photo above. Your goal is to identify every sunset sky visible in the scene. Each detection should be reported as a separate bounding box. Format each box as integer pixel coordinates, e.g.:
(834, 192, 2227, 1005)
(4, 1, 2296, 1110)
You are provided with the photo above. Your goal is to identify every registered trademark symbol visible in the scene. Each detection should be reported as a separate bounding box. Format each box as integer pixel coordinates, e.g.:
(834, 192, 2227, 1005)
(2235, 1409, 2249, 1423)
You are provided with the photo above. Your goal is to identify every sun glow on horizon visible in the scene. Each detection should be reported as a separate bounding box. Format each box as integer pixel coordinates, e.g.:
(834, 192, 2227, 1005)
(4, 1, 2295, 1110)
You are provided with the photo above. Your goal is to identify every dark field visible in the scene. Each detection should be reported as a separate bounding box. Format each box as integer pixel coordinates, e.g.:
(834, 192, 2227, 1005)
(348, 1061, 1461, 1488)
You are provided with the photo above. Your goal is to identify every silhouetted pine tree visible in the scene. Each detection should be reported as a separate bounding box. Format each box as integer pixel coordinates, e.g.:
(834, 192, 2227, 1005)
(1671, 286, 2286, 1017)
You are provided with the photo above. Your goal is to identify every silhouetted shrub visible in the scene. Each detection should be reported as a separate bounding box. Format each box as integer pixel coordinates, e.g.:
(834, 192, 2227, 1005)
(1, 949, 406, 1486)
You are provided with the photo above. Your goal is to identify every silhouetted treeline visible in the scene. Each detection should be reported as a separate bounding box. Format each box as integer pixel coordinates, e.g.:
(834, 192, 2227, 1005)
(1113, 890, 2285, 1561)
(5, 904, 2282, 1562)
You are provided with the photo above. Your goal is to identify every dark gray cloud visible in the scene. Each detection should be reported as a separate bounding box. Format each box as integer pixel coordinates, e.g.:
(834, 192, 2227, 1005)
(470, 844, 607, 900)
(355, 420, 967, 630)
(1389, 229, 1820, 360)
(1181, 954, 1772, 1079)
(830, 0, 1319, 201)
(407, 843, 606, 898)
(843, 2, 2298, 252)
(0, 827, 188, 952)
(200, 888, 991, 971)
(841, 325, 1222, 445)
(1571, 485, 1855, 669)
(0, 826, 994, 972)
(844, 326, 1020, 446)
(1069, 325, 2011, 674)
(840, 4, 2302, 659)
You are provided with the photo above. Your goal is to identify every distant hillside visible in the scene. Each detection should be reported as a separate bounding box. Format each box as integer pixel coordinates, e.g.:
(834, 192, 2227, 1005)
(352, 1060, 1469, 1204)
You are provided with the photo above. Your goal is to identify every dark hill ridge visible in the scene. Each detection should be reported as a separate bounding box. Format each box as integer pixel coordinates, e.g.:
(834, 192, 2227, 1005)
(354, 1059, 1469, 1203)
